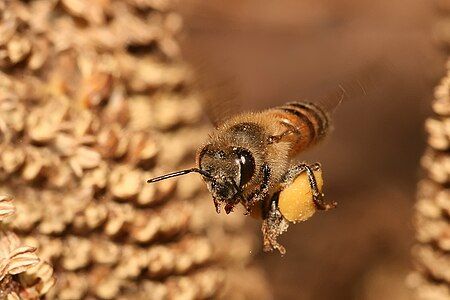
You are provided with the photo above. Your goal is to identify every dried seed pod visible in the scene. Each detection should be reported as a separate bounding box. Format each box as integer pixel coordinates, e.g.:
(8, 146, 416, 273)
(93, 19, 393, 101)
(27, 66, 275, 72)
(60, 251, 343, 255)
(11, 192, 43, 233)
(127, 133, 159, 166)
(79, 72, 113, 108)
(21, 147, 48, 182)
(133, 280, 168, 299)
(19, 261, 56, 297)
(109, 165, 143, 200)
(158, 202, 191, 236)
(0, 231, 39, 280)
(7, 35, 31, 64)
(0, 195, 15, 221)
(128, 96, 154, 131)
(94, 274, 122, 299)
(425, 117, 450, 150)
(130, 212, 161, 243)
(136, 184, 157, 206)
(83, 202, 108, 229)
(408, 272, 450, 300)
(25, 235, 63, 264)
(52, 272, 89, 300)
(90, 239, 120, 265)
(0, 100, 25, 138)
(147, 245, 175, 277)
(61, 237, 92, 271)
(61, 0, 109, 25)
(72, 147, 102, 170)
(104, 203, 135, 237)
(152, 94, 202, 130)
(1, 146, 25, 174)
(116, 250, 149, 280)
(27, 100, 68, 145)
(28, 37, 50, 70)
(96, 125, 121, 159)
(421, 150, 450, 184)
(433, 70, 450, 116)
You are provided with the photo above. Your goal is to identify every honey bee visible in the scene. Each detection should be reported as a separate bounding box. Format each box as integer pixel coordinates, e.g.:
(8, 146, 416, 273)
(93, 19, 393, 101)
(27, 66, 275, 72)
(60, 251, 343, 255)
(147, 100, 338, 254)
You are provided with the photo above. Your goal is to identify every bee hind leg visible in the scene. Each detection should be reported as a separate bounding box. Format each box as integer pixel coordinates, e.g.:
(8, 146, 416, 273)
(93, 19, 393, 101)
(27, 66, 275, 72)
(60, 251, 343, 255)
(261, 195, 289, 255)
(283, 163, 337, 211)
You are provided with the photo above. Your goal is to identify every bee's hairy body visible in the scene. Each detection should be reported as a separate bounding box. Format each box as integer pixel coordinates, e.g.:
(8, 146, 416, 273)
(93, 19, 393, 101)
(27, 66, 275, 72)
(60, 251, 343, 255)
(199, 101, 330, 211)
(148, 101, 337, 254)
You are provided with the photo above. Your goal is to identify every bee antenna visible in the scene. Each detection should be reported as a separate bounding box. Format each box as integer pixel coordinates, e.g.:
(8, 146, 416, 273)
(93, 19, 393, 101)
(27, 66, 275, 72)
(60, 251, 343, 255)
(147, 168, 213, 183)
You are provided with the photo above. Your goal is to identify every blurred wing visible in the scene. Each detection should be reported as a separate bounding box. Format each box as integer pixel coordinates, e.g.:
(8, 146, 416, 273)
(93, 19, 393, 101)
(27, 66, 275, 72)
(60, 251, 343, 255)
(315, 81, 362, 115)
(197, 67, 241, 127)
(187, 57, 243, 127)
(313, 60, 385, 115)
(177, 0, 247, 127)
(176, 0, 262, 33)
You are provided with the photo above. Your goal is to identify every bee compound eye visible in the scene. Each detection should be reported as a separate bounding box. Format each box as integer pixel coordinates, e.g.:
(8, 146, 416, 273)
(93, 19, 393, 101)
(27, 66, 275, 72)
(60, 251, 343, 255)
(234, 148, 255, 186)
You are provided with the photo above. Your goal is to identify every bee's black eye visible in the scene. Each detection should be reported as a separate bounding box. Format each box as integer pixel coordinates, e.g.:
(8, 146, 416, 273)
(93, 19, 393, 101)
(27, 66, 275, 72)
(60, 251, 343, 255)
(234, 148, 255, 186)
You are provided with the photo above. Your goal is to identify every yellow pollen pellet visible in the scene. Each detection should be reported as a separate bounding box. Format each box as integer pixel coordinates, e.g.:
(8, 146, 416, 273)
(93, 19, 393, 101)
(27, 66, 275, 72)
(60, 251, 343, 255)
(278, 169, 323, 223)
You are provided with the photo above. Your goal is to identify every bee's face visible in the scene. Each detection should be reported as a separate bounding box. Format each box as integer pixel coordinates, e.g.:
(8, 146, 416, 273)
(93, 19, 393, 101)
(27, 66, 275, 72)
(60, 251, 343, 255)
(198, 144, 256, 213)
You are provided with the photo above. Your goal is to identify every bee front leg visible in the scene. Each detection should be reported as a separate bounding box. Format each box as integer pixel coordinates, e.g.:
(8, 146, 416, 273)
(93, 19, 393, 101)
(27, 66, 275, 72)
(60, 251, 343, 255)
(243, 164, 271, 214)
(284, 163, 336, 211)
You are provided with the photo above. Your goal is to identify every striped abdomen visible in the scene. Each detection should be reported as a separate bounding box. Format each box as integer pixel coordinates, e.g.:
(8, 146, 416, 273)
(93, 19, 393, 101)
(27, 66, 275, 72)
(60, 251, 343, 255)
(267, 102, 330, 155)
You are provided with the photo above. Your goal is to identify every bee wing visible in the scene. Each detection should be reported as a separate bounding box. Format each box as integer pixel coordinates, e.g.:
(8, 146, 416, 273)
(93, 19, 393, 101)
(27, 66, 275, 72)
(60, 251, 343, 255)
(314, 81, 362, 115)
(178, 1, 248, 127)
(313, 61, 384, 115)
(187, 57, 243, 127)
(198, 67, 241, 127)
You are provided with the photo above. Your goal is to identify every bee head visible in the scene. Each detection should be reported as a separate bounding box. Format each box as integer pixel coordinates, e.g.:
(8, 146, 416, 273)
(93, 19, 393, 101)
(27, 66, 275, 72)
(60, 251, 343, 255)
(146, 144, 256, 215)
(198, 145, 255, 214)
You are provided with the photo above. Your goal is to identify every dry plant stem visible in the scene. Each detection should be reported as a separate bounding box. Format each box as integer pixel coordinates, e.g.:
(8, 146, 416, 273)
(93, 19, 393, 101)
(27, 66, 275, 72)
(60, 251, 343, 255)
(0, 0, 269, 299)
(409, 5, 450, 297)
(410, 59, 450, 299)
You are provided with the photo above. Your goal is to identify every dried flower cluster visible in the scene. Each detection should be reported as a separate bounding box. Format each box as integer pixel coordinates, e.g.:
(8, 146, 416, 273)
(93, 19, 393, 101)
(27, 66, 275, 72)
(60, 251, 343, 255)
(408, 61, 450, 299)
(0, 0, 267, 299)
(0, 196, 55, 299)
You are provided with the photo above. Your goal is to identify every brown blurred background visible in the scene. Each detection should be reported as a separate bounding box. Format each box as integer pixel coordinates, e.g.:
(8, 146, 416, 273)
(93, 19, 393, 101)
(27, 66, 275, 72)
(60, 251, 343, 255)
(179, 0, 445, 299)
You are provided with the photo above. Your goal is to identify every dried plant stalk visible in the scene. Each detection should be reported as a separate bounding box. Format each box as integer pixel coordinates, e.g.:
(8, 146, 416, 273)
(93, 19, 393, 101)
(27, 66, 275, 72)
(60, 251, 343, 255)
(409, 60, 450, 299)
(0, 0, 268, 299)
(408, 4, 450, 298)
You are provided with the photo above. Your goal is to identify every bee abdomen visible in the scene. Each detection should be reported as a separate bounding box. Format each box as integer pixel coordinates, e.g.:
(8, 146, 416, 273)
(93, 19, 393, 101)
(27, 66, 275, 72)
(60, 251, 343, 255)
(271, 102, 329, 154)
(285, 102, 329, 138)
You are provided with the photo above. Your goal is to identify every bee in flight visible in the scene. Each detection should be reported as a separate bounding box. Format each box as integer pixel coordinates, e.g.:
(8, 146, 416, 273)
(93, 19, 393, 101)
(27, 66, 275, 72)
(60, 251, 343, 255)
(147, 100, 338, 254)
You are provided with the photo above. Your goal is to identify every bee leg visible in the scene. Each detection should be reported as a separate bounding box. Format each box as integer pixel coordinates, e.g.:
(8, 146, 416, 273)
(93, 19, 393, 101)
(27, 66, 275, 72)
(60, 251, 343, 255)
(212, 197, 221, 214)
(305, 163, 337, 210)
(261, 195, 288, 255)
(244, 164, 271, 214)
(267, 130, 295, 144)
(284, 163, 337, 211)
